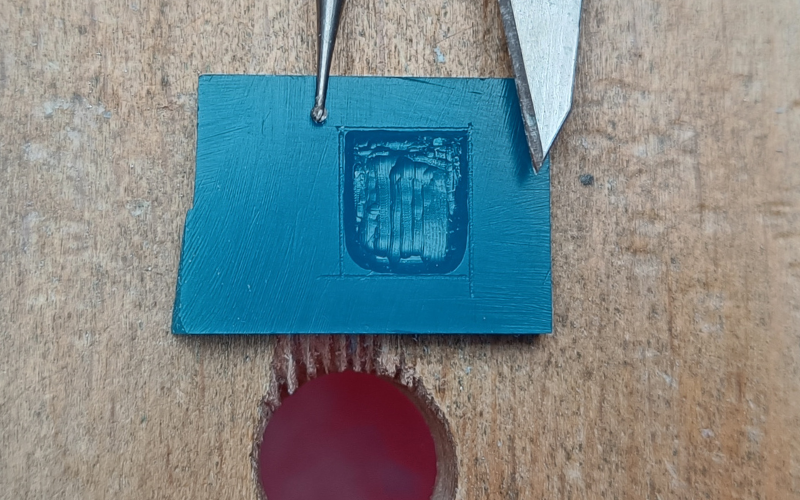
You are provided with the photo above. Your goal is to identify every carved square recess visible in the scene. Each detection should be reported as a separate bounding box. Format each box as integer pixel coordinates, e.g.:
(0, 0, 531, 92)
(342, 129, 469, 274)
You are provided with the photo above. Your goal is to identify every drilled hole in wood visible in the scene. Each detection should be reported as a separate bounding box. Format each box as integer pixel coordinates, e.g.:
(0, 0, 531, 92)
(253, 336, 456, 500)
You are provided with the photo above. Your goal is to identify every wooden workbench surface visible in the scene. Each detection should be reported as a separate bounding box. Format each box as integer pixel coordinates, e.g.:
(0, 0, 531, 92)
(1, 0, 798, 498)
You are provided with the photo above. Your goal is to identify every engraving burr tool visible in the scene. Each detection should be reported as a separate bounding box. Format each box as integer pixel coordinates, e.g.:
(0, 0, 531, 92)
(498, 0, 583, 171)
(311, 0, 346, 124)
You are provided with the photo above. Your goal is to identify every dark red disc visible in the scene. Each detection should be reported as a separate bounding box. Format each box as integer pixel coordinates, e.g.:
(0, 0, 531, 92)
(258, 371, 437, 500)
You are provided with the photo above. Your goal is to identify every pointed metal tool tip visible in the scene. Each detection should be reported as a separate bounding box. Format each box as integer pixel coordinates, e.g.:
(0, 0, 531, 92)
(530, 140, 545, 172)
(498, 0, 582, 171)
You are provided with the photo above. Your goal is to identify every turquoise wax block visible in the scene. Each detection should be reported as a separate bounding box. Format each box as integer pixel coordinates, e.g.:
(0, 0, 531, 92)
(173, 75, 551, 334)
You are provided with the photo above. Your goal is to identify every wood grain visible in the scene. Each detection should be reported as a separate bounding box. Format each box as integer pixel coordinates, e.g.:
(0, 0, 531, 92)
(1, 0, 798, 498)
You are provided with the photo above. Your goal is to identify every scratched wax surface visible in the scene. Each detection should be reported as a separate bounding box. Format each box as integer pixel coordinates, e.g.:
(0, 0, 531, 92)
(173, 76, 551, 334)
(344, 129, 469, 274)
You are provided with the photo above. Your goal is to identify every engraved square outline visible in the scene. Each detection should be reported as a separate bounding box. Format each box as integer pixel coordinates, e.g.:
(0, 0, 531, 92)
(336, 126, 473, 282)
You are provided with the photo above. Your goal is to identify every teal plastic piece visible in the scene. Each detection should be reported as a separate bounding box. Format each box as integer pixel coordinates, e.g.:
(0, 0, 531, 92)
(173, 75, 551, 334)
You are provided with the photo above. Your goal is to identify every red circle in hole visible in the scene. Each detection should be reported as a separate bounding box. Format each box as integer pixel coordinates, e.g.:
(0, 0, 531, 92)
(258, 371, 437, 500)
